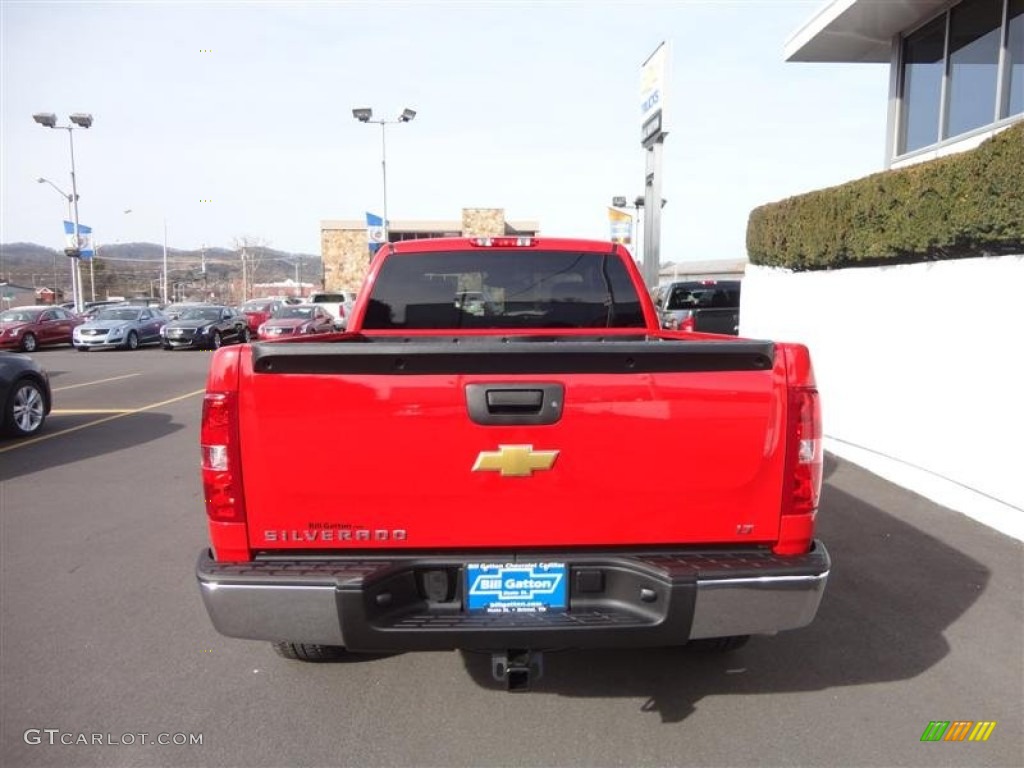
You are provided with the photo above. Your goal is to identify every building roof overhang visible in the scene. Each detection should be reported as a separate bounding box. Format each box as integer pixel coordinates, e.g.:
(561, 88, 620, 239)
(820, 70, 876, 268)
(785, 0, 950, 62)
(658, 259, 748, 278)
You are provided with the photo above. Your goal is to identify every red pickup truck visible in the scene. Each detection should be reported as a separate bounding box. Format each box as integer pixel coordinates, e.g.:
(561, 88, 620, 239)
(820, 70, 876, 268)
(196, 236, 829, 690)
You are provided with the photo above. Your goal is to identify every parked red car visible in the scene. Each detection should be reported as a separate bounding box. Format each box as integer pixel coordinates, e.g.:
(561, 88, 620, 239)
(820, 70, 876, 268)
(239, 299, 283, 334)
(257, 305, 336, 340)
(0, 306, 84, 352)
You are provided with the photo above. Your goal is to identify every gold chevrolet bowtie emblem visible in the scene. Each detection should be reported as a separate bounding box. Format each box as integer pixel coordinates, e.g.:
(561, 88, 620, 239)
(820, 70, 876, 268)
(472, 445, 559, 477)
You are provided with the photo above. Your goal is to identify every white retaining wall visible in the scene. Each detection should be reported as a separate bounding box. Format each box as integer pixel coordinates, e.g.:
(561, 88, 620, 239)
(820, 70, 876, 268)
(740, 255, 1024, 539)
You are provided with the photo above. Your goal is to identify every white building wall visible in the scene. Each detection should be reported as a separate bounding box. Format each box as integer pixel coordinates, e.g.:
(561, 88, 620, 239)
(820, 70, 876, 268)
(740, 256, 1024, 538)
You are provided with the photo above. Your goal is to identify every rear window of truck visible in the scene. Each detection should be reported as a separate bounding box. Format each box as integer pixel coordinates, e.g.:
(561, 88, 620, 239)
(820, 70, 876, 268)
(663, 282, 740, 310)
(362, 250, 645, 330)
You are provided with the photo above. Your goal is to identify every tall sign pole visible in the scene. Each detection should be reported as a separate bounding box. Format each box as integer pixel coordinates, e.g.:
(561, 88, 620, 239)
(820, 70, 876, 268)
(640, 42, 670, 290)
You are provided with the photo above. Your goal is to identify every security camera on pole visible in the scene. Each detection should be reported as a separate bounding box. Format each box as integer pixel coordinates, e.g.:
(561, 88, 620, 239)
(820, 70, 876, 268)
(32, 112, 93, 314)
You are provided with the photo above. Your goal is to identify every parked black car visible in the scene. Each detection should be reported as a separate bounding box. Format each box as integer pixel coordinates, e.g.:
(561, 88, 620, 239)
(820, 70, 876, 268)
(162, 301, 209, 321)
(1, 352, 51, 437)
(160, 305, 250, 350)
(652, 280, 741, 335)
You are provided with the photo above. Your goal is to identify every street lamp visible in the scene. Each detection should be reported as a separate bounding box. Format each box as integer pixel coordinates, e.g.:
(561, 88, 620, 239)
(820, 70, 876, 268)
(272, 257, 304, 297)
(33, 111, 93, 312)
(36, 177, 76, 301)
(351, 106, 417, 242)
(123, 209, 169, 304)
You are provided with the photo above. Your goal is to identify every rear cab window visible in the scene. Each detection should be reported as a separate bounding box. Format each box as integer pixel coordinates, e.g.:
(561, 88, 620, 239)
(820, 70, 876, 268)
(363, 250, 645, 330)
(310, 293, 347, 304)
(666, 281, 740, 310)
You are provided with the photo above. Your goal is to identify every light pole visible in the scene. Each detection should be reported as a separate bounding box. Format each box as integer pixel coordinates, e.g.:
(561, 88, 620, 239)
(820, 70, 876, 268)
(36, 177, 75, 301)
(124, 209, 169, 304)
(33, 112, 92, 313)
(273, 257, 304, 298)
(162, 219, 168, 305)
(352, 107, 417, 241)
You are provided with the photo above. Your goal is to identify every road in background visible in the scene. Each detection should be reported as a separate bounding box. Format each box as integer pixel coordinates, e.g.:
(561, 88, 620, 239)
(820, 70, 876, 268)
(1, 347, 1021, 767)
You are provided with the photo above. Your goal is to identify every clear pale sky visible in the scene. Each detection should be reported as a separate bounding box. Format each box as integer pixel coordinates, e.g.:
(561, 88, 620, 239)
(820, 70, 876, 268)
(1, 0, 888, 261)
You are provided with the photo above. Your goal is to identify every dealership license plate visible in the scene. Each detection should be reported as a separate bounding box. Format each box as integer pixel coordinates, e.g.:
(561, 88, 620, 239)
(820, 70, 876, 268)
(465, 562, 567, 614)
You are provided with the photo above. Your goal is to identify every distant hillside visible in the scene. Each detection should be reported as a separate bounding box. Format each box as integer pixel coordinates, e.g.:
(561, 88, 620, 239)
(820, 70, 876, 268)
(1, 241, 322, 300)
(1, 241, 317, 266)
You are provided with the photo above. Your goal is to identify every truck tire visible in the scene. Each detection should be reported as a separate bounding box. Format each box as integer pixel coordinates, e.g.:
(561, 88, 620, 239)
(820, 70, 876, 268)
(271, 642, 348, 662)
(686, 635, 751, 653)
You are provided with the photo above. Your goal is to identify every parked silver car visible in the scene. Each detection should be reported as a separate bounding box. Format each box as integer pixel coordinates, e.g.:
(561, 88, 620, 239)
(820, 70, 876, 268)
(73, 306, 168, 351)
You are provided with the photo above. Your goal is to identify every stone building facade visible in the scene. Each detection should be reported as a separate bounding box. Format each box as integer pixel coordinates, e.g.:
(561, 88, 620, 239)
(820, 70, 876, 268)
(320, 208, 539, 292)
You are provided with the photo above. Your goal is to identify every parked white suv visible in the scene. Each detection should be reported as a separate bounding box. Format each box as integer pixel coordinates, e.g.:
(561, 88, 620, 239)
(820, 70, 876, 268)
(307, 292, 355, 329)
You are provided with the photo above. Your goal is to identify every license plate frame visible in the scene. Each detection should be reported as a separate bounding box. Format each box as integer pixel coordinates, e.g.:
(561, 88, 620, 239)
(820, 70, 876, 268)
(465, 562, 568, 614)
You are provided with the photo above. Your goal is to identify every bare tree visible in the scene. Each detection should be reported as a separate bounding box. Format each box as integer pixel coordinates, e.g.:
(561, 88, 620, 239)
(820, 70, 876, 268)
(232, 235, 272, 302)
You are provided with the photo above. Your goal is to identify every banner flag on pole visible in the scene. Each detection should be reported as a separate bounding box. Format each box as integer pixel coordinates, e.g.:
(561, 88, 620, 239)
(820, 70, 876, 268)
(63, 221, 94, 260)
(607, 208, 633, 245)
(366, 212, 385, 255)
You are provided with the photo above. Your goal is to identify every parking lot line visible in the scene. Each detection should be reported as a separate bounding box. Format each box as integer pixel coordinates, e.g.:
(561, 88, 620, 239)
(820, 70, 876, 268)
(52, 373, 143, 392)
(0, 388, 206, 454)
(53, 409, 134, 415)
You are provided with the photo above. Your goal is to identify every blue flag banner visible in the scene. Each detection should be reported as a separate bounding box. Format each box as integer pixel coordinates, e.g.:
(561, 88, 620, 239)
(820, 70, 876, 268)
(63, 220, 94, 260)
(366, 212, 385, 255)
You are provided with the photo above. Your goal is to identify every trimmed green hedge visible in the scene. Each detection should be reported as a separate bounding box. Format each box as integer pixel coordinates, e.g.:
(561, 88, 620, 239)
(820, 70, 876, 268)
(746, 121, 1024, 270)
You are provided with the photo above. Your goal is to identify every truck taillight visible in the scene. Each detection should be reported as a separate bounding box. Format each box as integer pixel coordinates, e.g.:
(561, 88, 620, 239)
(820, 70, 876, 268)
(201, 392, 246, 525)
(775, 384, 822, 555)
(788, 387, 823, 516)
(678, 314, 695, 332)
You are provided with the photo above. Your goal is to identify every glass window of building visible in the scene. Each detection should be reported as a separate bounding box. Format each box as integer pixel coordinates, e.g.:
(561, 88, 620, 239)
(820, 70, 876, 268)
(945, 0, 1004, 138)
(900, 16, 947, 153)
(1008, 0, 1024, 117)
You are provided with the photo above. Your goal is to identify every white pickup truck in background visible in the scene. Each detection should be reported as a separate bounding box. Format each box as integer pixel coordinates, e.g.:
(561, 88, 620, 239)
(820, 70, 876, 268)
(307, 291, 355, 329)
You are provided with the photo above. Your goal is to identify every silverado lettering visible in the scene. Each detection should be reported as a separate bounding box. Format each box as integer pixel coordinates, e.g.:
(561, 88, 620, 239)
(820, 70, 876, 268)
(196, 236, 830, 690)
(263, 529, 407, 542)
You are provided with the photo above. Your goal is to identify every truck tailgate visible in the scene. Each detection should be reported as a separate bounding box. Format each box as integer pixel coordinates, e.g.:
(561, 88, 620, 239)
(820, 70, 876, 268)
(238, 340, 787, 550)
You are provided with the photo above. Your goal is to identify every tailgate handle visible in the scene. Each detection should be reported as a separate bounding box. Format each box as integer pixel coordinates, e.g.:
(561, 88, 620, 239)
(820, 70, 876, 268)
(486, 389, 543, 413)
(466, 383, 564, 426)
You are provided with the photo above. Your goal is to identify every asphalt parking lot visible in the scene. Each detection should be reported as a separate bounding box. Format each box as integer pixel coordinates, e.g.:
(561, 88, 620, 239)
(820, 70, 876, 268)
(1, 346, 1021, 767)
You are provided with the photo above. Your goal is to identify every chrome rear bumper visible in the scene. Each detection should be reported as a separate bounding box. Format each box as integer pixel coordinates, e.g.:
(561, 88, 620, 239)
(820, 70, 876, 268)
(197, 542, 830, 650)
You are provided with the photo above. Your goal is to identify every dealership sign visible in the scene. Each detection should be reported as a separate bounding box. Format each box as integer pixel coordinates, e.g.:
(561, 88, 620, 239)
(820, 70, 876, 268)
(640, 42, 669, 147)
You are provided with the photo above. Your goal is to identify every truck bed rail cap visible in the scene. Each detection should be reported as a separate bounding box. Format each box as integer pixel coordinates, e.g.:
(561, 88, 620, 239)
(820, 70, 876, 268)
(250, 339, 776, 375)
